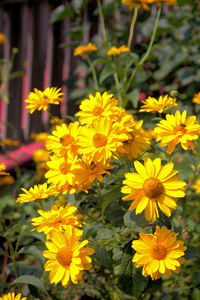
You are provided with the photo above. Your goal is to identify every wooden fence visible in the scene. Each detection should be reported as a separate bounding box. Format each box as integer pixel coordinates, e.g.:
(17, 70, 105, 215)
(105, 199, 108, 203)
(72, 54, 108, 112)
(0, 0, 99, 143)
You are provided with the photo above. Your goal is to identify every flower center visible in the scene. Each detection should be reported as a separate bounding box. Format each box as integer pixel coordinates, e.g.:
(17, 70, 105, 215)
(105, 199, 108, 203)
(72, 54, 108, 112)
(42, 95, 49, 105)
(143, 178, 164, 198)
(61, 134, 74, 146)
(175, 123, 187, 136)
(93, 133, 107, 148)
(93, 106, 104, 116)
(151, 244, 167, 260)
(56, 247, 73, 267)
(60, 162, 71, 174)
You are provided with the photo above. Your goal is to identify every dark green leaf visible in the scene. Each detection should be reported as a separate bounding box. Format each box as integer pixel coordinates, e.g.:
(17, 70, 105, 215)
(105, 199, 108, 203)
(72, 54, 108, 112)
(99, 65, 113, 84)
(12, 275, 48, 294)
(50, 5, 74, 23)
(184, 246, 199, 260)
(127, 89, 139, 108)
(95, 246, 113, 272)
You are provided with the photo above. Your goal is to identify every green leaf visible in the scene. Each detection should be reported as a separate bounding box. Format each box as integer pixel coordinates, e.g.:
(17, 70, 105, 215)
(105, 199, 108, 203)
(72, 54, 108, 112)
(127, 89, 139, 108)
(50, 5, 74, 23)
(184, 246, 199, 260)
(12, 275, 48, 295)
(95, 246, 113, 272)
(19, 246, 45, 266)
(99, 65, 113, 84)
(123, 210, 146, 228)
(101, 187, 121, 217)
(0, 247, 7, 256)
(118, 242, 148, 296)
(91, 57, 111, 68)
(178, 0, 195, 5)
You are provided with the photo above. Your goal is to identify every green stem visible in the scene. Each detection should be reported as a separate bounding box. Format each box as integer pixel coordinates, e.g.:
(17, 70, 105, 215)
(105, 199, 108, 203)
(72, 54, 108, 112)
(126, 6, 161, 92)
(97, 0, 107, 43)
(111, 62, 122, 106)
(127, 6, 139, 49)
(86, 55, 99, 90)
(7, 238, 18, 278)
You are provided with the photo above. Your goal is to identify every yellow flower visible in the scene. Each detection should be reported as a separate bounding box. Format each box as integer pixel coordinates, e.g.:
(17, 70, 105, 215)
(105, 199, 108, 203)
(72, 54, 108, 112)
(139, 95, 178, 114)
(0, 292, 26, 300)
(16, 183, 50, 203)
(33, 148, 50, 162)
(25, 87, 63, 114)
(154, 110, 200, 154)
(78, 117, 129, 163)
(0, 163, 9, 176)
(30, 132, 49, 143)
(77, 92, 118, 126)
(74, 43, 97, 56)
(117, 120, 150, 159)
(46, 122, 81, 158)
(121, 157, 186, 221)
(32, 203, 84, 238)
(43, 227, 94, 287)
(107, 45, 130, 56)
(193, 178, 200, 193)
(192, 92, 200, 104)
(132, 226, 186, 280)
(0, 33, 6, 44)
(0, 138, 20, 147)
(122, 0, 153, 10)
(0, 175, 15, 186)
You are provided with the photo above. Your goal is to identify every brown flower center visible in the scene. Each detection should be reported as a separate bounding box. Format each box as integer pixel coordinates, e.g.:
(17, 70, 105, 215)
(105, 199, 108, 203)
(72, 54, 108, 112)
(151, 244, 167, 260)
(93, 106, 104, 116)
(143, 178, 164, 198)
(60, 162, 71, 174)
(93, 133, 107, 148)
(60, 134, 74, 146)
(56, 247, 72, 267)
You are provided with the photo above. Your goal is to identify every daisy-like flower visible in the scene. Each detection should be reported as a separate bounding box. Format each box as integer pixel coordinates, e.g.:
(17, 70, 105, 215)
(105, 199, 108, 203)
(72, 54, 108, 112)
(0, 138, 20, 147)
(117, 120, 150, 159)
(154, 110, 200, 154)
(74, 43, 97, 56)
(0, 163, 9, 176)
(16, 183, 50, 203)
(132, 226, 186, 280)
(107, 45, 130, 56)
(192, 92, 200, 104)
(121, 157, 186, 221)
(77, 92, 118, 126)
(193, 178, 200, 193)
(30, 132, 49, 143)
(25, 87, 63, 114)
(122, 0, 153, 10)
(0, 292, 27, 300)
(32, 203, 84, 238)
(139, 95, 178, 114)
(78, 117, 129, 163)
(46, 122, 81, 157)
(43, 227, 94, 287)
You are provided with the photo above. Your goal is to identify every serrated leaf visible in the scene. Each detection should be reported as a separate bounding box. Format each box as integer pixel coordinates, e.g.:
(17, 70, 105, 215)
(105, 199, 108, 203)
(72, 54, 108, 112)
(118, 242, 148, 296)
(95, 246, 113, 272)
(12, 275, 48, 294)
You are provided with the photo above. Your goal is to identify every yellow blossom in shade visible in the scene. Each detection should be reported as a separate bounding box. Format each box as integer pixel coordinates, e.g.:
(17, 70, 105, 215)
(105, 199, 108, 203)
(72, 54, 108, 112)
(0, 163, 9, 175)
(107, 45, 130, 56)
(192, 92, 200, 104)
(121, 157, 186, 221)
(78, 117, 129, 163)
(46, 122, 81, 158)
(0, 33, 6, 44)
(43, 227, 94, 287)
(154, 110, 200, 154)
(117, 120, 150, 159)
(132, 226, 186, 280)
(50, 116, 64, 127)
(0, 292, 27, 300)
(73, 158, 114, 191)
(74, 43, 98, 56)
(192, 178, 200, 193)
(139, 95, 178, 114)
(77, 92, 118, 126)
(0, 175, 15, 186)
(0, 138, 20, 147)
(25, 87, 63, 114)
(45, 154, 79, 194)
(33, 148, 50, 162)
(30, 132, 49, 143)
(32, 203, 84, 238)
(144, 128, 157, 140)
(16, 183, 50, 203)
